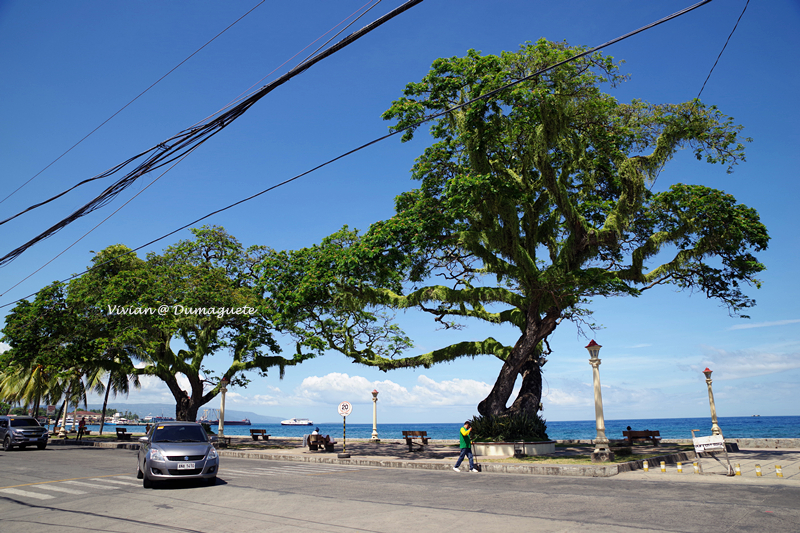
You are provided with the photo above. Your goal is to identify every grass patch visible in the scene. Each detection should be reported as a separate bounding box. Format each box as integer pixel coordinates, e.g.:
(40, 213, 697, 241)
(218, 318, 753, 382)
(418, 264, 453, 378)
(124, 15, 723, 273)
(483, 451, 676, 465)
(229, 444, 297, 450)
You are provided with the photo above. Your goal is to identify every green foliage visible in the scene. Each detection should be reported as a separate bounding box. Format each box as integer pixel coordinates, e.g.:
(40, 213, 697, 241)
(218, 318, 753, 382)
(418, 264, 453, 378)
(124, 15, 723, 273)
(470, 412, 549, 442)
(284, 39, 768, 418)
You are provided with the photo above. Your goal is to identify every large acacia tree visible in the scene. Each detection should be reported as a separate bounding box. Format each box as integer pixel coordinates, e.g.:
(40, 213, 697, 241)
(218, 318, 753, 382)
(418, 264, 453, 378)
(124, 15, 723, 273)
(277, 40, 769, 419)
(71, 226, 311, 421)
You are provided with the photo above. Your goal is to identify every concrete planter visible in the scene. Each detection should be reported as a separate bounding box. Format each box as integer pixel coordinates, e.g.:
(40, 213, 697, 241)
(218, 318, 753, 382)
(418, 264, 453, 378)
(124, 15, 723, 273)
(473, 441, 556, 456)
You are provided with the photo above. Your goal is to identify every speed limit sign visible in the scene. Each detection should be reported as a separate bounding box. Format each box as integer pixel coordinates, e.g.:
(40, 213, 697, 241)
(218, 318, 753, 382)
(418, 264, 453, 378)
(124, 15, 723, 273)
(337, 401, 353, 417)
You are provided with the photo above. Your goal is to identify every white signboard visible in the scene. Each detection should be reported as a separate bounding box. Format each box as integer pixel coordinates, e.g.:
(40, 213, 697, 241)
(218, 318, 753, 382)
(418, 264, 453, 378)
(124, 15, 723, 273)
(337, 401, 353, 417)
(693, 435, 725, 453)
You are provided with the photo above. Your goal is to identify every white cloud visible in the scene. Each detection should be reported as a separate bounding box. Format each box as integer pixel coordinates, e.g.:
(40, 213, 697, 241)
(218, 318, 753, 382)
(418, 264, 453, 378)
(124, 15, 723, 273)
(0, 342, 10, 353)
(689, 347, 800, 380)
(728, 319, 800, 330)
(290, 373, 492, 408)
(628, 343, 652, 349)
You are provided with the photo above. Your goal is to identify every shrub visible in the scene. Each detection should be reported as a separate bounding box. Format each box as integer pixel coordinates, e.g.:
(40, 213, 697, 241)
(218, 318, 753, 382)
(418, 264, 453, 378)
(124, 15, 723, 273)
(470, 412, 548, 442)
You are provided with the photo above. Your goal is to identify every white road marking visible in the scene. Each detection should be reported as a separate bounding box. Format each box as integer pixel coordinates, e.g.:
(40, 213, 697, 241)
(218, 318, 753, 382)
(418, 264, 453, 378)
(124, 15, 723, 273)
(222, 469, 261, 475)
(32, 484, 87, 494)
(0, 488, 55, 500)
(89, 478, 138, 486)
(63, 480, 121, 489)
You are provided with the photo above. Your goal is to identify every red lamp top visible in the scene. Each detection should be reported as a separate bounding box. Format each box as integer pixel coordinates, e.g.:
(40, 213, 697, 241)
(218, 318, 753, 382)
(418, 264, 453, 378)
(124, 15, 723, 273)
(372, 389, 378, 394)
(585, 340, 601, 349)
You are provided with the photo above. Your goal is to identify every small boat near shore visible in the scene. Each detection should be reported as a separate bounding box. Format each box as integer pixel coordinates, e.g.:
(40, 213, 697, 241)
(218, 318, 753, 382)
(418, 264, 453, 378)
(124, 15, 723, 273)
(281, 418, 313, 426)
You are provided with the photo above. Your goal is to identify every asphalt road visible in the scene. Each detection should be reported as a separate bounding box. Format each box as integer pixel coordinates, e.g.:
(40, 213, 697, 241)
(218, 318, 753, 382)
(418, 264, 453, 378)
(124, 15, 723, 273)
(1, 446, 798, 532)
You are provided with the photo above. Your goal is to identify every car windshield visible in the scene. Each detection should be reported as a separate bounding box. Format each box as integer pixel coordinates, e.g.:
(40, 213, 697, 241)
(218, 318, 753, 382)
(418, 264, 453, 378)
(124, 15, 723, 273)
(10, 418, 40, 427)
(152, 425, 207, 443)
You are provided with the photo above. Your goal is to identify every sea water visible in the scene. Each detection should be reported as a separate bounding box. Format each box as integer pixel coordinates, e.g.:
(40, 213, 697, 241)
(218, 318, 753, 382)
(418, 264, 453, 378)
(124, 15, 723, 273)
(74, 415, 799, 440)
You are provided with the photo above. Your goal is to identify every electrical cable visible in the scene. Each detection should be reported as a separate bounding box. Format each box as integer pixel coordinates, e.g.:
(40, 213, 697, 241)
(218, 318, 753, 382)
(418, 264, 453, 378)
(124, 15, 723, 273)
(0, 0, 267, 207)
(0, 0, 425, 268)
(648, 0, 749, 191)
(696, 0, 749, 99)
(0, 0, 713, 310)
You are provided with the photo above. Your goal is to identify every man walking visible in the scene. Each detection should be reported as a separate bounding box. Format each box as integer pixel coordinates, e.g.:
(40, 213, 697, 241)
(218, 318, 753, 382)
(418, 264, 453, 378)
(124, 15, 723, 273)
(453, 420, 478, 472)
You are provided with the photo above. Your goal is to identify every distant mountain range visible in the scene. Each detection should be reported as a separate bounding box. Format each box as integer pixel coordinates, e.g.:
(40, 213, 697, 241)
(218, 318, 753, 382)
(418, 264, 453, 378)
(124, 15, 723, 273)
(87, 402, 285, 424)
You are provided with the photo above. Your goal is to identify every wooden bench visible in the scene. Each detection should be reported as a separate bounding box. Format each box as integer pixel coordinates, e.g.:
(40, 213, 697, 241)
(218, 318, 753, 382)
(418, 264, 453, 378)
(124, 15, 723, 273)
(622, 430, 661, 446)
(82, 429, 91, 435)
(402, 431, 429, 452)
(250, 429, 270, 441)
(307, 434, 335, 452)
(115, 427, 132, 441)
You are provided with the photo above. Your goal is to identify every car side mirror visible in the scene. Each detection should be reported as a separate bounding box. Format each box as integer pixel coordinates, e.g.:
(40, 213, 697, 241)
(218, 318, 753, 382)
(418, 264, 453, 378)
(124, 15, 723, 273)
(138, 436, 149, 443)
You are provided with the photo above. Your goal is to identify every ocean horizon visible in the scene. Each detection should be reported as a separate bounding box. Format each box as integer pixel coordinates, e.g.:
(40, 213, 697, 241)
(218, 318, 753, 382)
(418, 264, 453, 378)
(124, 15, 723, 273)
(74, 415, 799, 440)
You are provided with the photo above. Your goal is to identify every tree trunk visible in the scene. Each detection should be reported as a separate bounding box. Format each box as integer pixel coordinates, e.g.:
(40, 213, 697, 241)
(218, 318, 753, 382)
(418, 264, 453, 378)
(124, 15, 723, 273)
(99, 374, 112, 436)
(477, 307, 557, 418)
(507, 358, 543, 416)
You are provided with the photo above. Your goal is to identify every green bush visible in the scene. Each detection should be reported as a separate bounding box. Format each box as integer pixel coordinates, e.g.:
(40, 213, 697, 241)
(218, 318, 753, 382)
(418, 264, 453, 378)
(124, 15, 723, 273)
(470, 412, 548, 442)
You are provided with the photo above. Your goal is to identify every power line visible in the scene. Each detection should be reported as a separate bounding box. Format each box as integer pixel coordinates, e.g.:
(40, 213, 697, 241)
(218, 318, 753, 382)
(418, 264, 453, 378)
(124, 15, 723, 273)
(0, 0, 380, 231)
(0, 0, 424, 268)
(0, 0, 713, 310)
(0, 0, 267, 207)
(697, 0, 749, 99)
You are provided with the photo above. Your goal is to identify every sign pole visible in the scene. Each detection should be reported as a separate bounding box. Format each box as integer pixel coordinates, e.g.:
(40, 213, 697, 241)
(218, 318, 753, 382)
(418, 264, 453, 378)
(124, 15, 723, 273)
(337, 401, 352, 459)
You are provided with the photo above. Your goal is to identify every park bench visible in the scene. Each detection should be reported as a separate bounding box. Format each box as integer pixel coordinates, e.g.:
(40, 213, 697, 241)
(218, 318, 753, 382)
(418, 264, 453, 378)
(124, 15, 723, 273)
(622, 430, 661, 446)
(249, 429, 270, 441)
(402, 431, 429, 452)
(115, 427, 132, 441)
(307, 434, 335, 452)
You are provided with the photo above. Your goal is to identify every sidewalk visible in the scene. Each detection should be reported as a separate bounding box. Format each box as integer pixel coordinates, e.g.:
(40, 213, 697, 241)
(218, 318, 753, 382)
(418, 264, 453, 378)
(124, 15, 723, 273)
(52, 435, 800, 484)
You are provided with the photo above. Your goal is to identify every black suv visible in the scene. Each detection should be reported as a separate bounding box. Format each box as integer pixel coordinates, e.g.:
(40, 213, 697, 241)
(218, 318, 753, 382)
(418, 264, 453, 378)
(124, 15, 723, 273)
(0, 415, 49, 451)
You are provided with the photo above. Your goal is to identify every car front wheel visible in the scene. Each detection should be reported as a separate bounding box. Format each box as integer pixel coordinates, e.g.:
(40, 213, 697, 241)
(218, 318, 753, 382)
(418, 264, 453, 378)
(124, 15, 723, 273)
(2, 436, 12, 451)
(142, 473, 153, 489)
(136, 463, 144, 479)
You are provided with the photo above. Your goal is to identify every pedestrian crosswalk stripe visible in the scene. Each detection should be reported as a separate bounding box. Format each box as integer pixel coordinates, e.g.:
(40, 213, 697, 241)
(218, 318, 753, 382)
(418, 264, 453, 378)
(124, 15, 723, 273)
(32, 484, 87, 495)
(222, 469, 261, 475)
(89, 478, 138, 486)
(0, 488, 55, 500)
(64, 481, 121, 489)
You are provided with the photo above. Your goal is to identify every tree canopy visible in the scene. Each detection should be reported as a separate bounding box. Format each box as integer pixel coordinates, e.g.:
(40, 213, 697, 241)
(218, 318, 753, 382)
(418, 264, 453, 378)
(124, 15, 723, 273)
(273, 39, 769, 419)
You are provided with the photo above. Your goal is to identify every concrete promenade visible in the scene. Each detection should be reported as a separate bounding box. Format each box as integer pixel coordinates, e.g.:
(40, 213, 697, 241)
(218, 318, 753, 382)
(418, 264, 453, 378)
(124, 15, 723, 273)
(52, 435, 800, 485)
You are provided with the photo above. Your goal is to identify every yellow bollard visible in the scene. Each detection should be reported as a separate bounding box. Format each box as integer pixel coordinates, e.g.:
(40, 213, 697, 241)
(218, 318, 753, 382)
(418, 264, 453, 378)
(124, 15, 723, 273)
(643, 461, 649, 472)
(734, 463, 741, 475)
(693, 462, 700, 474)
(660, 461, 666, 473)
(755, 464, 762, 477)
(677, 462, 683, 473)
(776, 465, 783, 478)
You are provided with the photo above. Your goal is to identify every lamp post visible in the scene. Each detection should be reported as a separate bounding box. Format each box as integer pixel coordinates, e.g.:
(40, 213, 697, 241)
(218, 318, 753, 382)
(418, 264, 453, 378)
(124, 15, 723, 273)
(370, 389, 380, 442)
(587, 340, 614, 462)
(219, 378, 229, 441)
(702, 368, 722, 437)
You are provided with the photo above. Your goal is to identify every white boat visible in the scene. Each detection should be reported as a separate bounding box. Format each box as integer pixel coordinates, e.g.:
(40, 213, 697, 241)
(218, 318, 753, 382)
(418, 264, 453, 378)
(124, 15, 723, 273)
(281, 418, 313, 426)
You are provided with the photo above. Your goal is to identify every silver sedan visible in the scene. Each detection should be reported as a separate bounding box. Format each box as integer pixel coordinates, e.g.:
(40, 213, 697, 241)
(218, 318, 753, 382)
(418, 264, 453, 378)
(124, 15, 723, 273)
(137, 421, 219, 488)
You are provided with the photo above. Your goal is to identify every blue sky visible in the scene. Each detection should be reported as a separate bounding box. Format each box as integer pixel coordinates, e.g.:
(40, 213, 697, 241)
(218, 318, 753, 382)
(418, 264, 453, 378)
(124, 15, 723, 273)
(1, 1, 798, 425)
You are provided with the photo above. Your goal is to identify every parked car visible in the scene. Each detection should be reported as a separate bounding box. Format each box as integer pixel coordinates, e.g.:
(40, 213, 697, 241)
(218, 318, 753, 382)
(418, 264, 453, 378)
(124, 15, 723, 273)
(137, 421, 219, 488)
(0, 415, 49, 451)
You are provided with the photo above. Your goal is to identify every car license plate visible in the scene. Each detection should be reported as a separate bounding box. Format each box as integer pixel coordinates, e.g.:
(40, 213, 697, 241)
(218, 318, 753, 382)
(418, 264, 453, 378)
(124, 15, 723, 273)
(177, 462, 195, 470)
(28, 437, 38, 442)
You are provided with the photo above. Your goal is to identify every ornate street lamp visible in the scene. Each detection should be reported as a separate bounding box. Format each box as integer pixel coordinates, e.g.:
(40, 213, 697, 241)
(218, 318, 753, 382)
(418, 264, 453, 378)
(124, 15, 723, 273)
(587, 340, 614, 462)
(702, 368, 723, 437)
(371, 389, 380, 442)
(219, 378, 229, 442)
